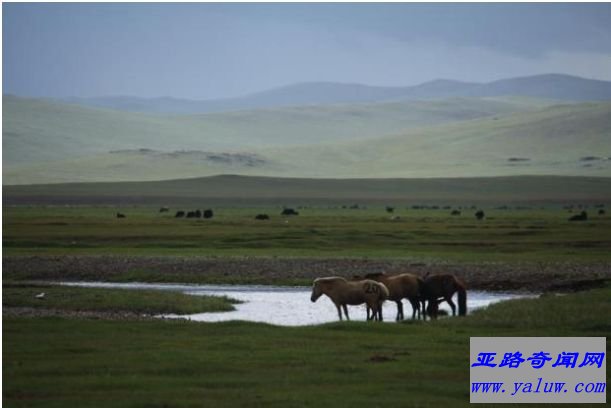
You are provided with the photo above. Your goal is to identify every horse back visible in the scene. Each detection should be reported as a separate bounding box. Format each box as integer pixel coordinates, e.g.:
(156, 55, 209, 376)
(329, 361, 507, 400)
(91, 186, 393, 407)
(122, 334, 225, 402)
(422, 273, 463, 298)
(342, 279, 387, 305)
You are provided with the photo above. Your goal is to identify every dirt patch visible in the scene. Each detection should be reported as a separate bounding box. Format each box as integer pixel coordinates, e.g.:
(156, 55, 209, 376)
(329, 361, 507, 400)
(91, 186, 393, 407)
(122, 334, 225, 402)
(368, 354, 397, 363)
(2, 306, 156, 321)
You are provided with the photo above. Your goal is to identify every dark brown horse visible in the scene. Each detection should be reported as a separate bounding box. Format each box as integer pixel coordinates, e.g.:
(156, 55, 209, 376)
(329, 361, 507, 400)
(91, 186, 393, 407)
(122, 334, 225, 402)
(355, 273, 423, 320)
(420, 274, 467, 319)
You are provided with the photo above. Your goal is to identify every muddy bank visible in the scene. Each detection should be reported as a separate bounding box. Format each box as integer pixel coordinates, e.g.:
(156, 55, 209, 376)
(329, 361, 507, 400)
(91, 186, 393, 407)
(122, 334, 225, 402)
(3, 255, 610, 292)
(2, 306, 157, 320)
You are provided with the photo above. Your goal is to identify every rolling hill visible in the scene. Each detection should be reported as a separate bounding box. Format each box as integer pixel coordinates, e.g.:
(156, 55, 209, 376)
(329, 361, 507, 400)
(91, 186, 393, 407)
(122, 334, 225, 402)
(58, 74, 611, 114)
(3, 98, 610, 184)
(270, 102, 611, 178)
(3, 93, 548, 169)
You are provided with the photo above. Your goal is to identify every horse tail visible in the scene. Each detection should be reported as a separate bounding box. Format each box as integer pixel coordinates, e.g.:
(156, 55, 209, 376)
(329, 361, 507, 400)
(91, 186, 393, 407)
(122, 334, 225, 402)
(456, 278, 467, 316)
(378, 282, 390, 300)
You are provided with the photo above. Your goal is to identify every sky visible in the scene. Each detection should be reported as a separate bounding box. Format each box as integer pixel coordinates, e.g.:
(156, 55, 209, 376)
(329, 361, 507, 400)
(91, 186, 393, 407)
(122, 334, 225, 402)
(3, 3, 611, 100)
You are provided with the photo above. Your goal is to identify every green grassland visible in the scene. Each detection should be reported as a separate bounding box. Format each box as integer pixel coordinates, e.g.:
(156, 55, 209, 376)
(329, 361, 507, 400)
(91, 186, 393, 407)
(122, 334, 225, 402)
(4, 203, 611, 262)
(6, 94, 611, 184)
(4, 284, 610, 407)
(3, 283, 239, 315)
(5, 175, 611, 205)
(272, 101, 611, 178)
(4, 94, 541, 166)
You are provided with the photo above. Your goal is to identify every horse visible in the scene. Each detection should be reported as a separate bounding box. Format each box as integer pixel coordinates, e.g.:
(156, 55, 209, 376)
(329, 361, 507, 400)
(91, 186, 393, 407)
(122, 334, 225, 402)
(310, 277, 389, 321)
(362, 272, 424, 320)
(420, 274, 467, 319)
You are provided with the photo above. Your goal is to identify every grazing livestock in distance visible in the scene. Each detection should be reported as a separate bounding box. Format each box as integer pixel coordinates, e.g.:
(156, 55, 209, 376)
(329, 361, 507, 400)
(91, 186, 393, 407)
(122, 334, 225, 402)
(281, 208, 299, 216)
(385, 206, 394, 213)
(568, 211, 588, 221)
(310, 277, 389, 321)
(255, 214, 270, 220)
(451, 209, 461, 216)
(420, 274, 467, 320)
(599, 209, 606, 215)
(203, 209, 214, 219)
(175, 211, 185, 218)
(475, 210, 485, 220)
(362, 272, 423, 320)
(116, 213, 126, 218)
(159, 207, 169, 213)
(194, 209, 202, 218)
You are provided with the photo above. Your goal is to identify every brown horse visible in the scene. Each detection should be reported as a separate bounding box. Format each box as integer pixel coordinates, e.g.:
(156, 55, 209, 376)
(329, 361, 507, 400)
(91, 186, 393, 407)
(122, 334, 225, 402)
(310, 277, 389, 321)
(420, 274, 467, 319)
(362, 272, 424, 320)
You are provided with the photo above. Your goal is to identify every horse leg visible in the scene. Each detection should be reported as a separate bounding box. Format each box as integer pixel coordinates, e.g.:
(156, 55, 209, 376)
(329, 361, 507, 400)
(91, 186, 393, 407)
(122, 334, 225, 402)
(427, 300, 438, 319)
(446, 296, 456, 316)
(342, 304, 350, 321)
(377, 301, 384, 322)
(395, 301, 403, 321)
(409, 298, 419, 320)
(366, 301, 375, 321)
(335, 303, 343, 321)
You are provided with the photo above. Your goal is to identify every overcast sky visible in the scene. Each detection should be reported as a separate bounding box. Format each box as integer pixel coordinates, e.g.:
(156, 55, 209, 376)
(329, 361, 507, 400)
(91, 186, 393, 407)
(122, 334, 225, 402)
(3, 3, 611, 99)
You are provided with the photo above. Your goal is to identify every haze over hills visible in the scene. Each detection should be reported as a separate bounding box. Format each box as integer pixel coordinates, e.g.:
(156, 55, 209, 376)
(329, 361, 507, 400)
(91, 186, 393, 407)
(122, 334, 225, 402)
(57, 74, 611, 114)
(3, 93, 610, 184)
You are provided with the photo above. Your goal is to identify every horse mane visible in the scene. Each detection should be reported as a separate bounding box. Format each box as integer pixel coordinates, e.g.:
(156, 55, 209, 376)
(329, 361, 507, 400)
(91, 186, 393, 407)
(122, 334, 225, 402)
(313, 276, 347, 285)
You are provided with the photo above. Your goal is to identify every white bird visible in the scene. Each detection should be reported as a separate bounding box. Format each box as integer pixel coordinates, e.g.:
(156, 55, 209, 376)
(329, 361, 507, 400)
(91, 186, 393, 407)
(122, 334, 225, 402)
(35, 292, 46, 299)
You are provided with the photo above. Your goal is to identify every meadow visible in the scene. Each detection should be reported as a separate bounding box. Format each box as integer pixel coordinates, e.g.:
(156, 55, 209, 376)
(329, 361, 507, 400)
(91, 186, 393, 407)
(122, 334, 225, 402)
(3, 283, 610, 407)
(4, 179, 610, 407)
(3, 204, 611, 263)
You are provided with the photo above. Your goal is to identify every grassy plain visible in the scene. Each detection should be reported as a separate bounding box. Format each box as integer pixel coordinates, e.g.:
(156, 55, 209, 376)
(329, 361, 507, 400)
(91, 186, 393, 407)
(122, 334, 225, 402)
(3, 204, 611, 263)
(3, 283, 239, 315)
(3, 284, 610, 407)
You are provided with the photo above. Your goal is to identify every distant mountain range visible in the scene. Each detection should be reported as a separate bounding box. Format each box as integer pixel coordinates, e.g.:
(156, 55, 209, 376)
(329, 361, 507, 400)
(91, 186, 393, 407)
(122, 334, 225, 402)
(56, 74, 611, 114)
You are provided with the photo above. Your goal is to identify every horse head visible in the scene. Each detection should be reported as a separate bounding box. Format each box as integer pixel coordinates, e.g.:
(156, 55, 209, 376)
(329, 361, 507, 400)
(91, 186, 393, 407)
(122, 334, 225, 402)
(310, 279, 324, 302)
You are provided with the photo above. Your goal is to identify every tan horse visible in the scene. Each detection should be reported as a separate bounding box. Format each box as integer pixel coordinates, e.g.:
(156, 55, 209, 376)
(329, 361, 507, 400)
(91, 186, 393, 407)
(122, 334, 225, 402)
(363, 272, 424, 320)
(420, 273, 467, 319)
(310, 277, 389, 321)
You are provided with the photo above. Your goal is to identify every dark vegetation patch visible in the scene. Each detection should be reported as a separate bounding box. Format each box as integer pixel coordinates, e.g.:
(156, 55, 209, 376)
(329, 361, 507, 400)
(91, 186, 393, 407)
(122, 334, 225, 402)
(506, 230, 540, 236)
(108, 149, 267, 167)
(368, 354, 398, 363)
(507, 157, 530, 162)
